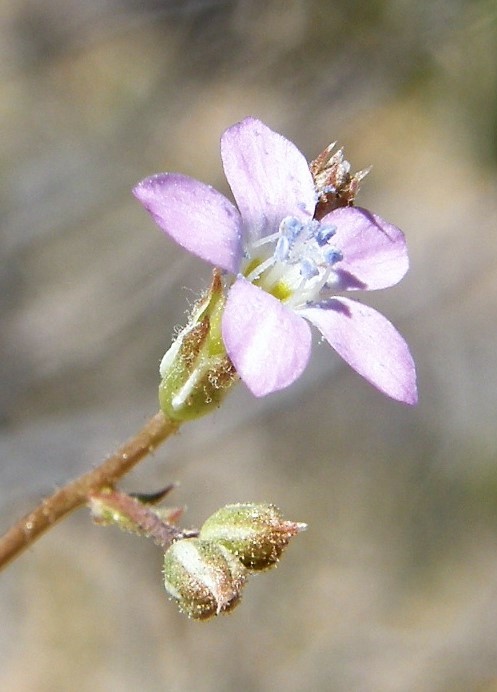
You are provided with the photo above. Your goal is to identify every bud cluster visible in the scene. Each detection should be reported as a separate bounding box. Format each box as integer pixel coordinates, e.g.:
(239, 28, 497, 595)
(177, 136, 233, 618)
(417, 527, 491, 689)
(163, 503, 306, 620)
(89, 491, 306, 621)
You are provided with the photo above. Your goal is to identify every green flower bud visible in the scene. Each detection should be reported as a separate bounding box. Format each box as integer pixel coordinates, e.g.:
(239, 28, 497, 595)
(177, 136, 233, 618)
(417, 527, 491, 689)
(163, 538, 248, 620)
(159, 270, 237, 421)
(199, 503, 307, 572)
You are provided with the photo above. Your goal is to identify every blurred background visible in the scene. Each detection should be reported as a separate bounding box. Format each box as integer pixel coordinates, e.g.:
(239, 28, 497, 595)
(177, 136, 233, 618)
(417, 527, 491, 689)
(1, 1, 497, 690)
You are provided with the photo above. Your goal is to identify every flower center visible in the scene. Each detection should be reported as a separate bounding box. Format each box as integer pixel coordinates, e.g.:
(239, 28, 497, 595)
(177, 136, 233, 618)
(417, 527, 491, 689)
(242, 216, 343, 308)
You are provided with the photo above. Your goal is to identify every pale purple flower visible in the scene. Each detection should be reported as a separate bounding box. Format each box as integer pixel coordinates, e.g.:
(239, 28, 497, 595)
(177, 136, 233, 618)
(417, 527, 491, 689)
(134, 117, 417, 404)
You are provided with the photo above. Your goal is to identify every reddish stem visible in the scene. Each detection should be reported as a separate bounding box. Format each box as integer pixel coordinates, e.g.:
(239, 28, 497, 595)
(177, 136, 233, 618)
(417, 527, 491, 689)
(89, 488, 190, 549)
(0, 411, 179, 571)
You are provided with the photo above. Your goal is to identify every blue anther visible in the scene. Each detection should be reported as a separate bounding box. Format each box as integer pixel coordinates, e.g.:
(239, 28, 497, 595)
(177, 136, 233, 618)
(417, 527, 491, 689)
(324, 248, 343, 266)
(280, 216, 303, 241)
(300, 257, 319, 279)
(274, 235, 290, 262)
(316, 224, 337, 246)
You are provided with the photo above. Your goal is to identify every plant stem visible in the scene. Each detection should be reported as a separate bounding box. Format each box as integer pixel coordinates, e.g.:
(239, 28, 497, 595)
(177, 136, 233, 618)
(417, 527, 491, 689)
(89, 488, 192, 549)
(0, 410, 180, 571)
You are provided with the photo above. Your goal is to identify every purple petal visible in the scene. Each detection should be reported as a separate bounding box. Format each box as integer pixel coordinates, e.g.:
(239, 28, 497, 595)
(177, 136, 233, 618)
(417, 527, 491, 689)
(301, 297, 417, 404)
(222, 277, 312, 397)
(221, 117, 316, 240)
(323, 207, 409, 291)
(133, 173, 243, 274)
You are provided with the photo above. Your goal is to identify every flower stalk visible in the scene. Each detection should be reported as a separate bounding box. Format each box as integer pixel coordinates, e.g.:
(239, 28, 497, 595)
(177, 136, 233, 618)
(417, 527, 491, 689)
(0, 411, 179, 571)
(89, 487, 191, 549)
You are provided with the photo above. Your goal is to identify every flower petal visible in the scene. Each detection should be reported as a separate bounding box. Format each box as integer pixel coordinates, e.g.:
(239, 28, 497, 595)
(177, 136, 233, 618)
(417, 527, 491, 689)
(323, 207, 409, 290)
(221, 117, 316, 240)
(133, 173, 243, 273)
(301, 297, 417, 404)
(222, 277, 312, 397)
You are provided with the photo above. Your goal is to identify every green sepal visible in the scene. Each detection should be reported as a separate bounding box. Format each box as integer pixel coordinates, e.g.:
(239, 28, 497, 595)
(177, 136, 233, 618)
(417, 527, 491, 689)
(158, 270, 237, 421)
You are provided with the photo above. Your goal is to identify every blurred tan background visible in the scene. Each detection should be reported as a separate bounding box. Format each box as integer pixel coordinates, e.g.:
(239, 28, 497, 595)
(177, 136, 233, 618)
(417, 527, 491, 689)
(1, 1, 497, 690)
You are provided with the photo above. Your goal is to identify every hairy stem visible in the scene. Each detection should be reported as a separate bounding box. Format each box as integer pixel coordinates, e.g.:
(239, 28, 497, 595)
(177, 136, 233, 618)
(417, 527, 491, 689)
(89, 487, 195, 549)
(0, 411, 179, 571)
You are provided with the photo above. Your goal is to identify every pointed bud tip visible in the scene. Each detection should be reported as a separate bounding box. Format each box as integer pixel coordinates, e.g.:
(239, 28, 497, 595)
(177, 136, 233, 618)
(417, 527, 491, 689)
(283, 521, 308, 535)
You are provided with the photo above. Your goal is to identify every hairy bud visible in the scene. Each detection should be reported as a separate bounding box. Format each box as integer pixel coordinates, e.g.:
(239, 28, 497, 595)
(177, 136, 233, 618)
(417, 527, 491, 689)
(199, 503, 307, 572)
(163, 538, 248, 620)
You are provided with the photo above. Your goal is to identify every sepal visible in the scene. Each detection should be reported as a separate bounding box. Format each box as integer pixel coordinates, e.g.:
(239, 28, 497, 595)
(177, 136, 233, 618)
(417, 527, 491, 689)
(159, 270, 237, 421)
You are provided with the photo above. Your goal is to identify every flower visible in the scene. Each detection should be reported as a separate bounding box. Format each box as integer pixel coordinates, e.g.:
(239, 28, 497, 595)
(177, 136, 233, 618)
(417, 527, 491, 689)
(134, 117, 417, 404)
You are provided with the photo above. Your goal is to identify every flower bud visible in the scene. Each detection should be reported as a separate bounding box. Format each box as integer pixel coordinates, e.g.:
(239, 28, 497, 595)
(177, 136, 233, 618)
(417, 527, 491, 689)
(199, 503, 307, 572)
(163, 538, 248, 620)
(159, 270, 237, 421)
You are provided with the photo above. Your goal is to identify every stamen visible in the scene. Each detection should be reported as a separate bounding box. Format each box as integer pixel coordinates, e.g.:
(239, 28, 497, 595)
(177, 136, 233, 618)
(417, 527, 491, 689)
(252, 232, 280, 248)
(300, 258, 319, 280)
(245, 256, 275, 283)
(316, 224, 336, 246)
(244, 213, 345, 307)
(324, 273, 341, 290)
(274, 236, 290, 262)
(324, 248, 343, 265)
(280, 216, 304, 241)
